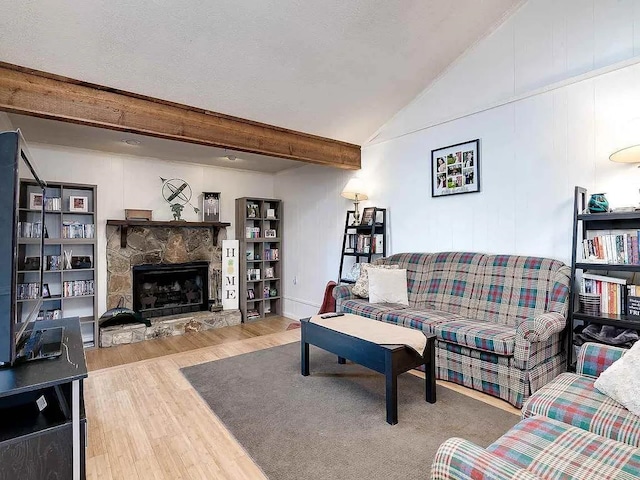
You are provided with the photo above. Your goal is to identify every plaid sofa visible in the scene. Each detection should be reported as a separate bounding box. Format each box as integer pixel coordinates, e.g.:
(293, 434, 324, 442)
(430, 343, 640, 479)
(333, 252, 571, 408)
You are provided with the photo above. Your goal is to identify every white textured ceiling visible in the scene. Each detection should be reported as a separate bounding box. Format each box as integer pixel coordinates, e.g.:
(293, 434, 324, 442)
(0, 0, 520, 147)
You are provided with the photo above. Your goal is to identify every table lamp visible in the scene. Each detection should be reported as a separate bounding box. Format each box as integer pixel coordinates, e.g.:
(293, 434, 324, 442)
(341, 178, 368, 225)
(610, 144, 640, 164)
(610, 144, 640, 209)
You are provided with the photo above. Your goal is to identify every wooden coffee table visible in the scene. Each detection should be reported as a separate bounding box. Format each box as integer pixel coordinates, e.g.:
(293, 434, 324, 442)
(300, 316, 436, 425)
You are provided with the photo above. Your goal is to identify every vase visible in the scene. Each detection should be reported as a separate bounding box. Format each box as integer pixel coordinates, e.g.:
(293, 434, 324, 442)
(588, 193, 609, 213)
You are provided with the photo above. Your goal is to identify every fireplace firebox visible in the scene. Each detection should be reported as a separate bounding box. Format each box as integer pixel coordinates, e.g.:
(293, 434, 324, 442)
(132, 262, 209, 318)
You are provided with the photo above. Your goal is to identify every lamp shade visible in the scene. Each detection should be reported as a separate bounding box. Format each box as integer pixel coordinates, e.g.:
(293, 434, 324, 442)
(341, 178, 368, 200)
(610, 145, 640, 163)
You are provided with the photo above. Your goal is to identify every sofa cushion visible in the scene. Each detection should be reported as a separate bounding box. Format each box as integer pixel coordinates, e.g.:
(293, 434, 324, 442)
(378, 253, 433, 306)
(351, 263, 399, 298)
(380, 308, 468, 333)
(368, 268, 409, 306)
(475, 255, 571, 326)
(340, 299, 407, 320)
(487, 416, 640, 478)
(522, 372, 640, 447)
(594, 340, 640, 417)
(435, 319, 516, 356)
(419, 252, 486, 316)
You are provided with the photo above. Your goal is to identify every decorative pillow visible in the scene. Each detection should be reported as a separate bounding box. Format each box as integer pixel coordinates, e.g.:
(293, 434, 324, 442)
(342, 263, 361, 282)
(351, 263, 398, 298)
(594, 340, 640, 416)
(368, 268, 409, 306)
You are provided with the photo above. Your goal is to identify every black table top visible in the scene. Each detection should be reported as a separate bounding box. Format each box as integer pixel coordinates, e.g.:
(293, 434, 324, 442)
(0, 317, 88, 398)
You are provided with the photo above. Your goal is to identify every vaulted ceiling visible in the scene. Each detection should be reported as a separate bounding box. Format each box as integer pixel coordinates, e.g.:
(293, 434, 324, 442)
(0, 1, 520, 165)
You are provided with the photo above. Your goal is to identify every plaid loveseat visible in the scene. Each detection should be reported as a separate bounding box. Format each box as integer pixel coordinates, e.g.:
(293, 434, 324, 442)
(430, 343, 640, 479)
(333, 252, 571, 408)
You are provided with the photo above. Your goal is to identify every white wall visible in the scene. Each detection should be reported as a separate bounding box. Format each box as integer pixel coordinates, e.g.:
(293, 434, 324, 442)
(0, 112, 14, 130)
(21, 143, 275, 316)
(275, 0, 640, 319)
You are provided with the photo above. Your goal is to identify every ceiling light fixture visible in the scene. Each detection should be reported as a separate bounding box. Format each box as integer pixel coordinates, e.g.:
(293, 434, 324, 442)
(226, 155, 237, 161)
(122, 139, 141, 146)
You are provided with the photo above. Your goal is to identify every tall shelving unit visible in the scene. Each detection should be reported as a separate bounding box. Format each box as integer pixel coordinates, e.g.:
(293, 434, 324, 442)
(568, 186, 640, 369)
(338, 208, 387, 283)
(235, 197, 282, 322)
(17, 180, 98, 348)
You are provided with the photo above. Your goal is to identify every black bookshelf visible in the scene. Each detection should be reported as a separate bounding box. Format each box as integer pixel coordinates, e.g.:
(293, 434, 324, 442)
(568, 186, 640, 370)
(338, 208, 387, 283)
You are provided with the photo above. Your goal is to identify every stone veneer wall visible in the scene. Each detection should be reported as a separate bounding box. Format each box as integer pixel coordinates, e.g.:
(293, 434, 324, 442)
(106, 225, 225, 310)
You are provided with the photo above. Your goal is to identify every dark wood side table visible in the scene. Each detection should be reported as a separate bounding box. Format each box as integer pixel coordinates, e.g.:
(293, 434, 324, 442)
(0, 317, 88, 480)
(300, 316, 436, 425)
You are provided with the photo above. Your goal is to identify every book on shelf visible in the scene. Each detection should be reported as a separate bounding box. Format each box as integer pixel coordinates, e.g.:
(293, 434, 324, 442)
(580, 273, 628, 315)
(264, 248, 279, 260)
(63, 279, 95, 297)
(44, 197, 61, 211)
(18, 221, 43, 238)
(62, 221, 95, 239)
(373, 234, 384, 254)
(627, 295, 640, 317)
(245, 226, 260, 238)
(582, 231, 640, 264)
(246, 308, 260, 320)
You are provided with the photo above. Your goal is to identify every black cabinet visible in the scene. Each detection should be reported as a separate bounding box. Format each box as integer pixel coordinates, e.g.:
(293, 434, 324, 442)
(339, 207, 387, 283)
(568, 187, 640, 369)
(0, 317, 88, 479)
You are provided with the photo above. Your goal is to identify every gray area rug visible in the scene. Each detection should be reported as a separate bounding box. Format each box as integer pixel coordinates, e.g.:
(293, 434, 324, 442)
(181, 342, 519, 480)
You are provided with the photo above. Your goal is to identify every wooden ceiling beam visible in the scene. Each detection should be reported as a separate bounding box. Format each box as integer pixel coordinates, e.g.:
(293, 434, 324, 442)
(0, 62, 360, 170)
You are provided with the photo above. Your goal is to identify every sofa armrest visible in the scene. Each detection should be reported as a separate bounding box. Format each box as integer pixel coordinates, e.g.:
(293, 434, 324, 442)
(576, 342, 627, 378)
(333, 284, 355, 302)
(333, 284, 357, 312)
(516, 312, 566, 343)
(431, 438, 540, 480)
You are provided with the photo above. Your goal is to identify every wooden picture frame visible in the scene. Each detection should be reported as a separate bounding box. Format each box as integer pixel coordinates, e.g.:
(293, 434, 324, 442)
(202, 192, 220, 222)
(432, 139, 480, 198)
(361, 207, 376, 226)
(29, 192, 44, 210)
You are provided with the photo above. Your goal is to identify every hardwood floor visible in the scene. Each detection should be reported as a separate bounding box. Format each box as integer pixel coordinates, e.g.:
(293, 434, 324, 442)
(85, 317, 519, 479)
(85, 316, 292, 371)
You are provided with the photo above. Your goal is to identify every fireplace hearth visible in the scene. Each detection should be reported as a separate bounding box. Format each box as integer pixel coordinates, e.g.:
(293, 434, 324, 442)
(133, 262, 209, 318)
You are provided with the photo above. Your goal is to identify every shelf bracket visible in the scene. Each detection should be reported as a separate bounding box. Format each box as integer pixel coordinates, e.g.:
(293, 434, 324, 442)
(119, 225, 128, 248)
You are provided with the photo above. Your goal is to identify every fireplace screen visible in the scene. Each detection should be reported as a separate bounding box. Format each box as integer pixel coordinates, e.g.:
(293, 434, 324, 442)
(132, 262, 209, 318)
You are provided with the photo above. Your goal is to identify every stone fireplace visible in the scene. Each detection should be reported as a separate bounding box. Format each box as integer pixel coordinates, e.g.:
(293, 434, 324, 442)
(103, 225, 240, 347)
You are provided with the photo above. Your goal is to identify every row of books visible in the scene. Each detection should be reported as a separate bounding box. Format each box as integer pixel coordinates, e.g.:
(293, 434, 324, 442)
(246, 308, 260, 320)
(18, 221, 44, 238)
(264, 248, 279, 260)
(63, 280, 95, 297)
(345, 234, 384, 254)
(580, 273, 627, 315)
(582, 233, 639, 264)
(43, 197, 62, 211)
(62, 222, 95, 239)
(246, 227, 261, 238)
(16, 283, 40, 300)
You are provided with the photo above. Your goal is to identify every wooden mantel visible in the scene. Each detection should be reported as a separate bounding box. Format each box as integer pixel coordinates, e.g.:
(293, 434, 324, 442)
(0, 62, 361, 170)
(107, 219, 231, 248)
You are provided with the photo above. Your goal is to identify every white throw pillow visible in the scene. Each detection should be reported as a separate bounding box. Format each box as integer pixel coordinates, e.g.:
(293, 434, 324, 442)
(367, 268, 409, 306)
(351, 263, 399, 298)
(594, 341, 640, 416)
